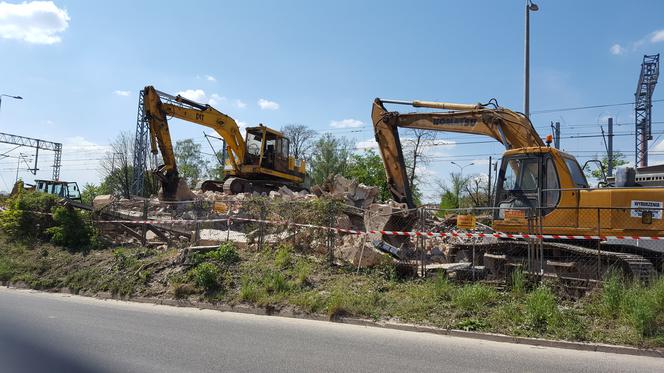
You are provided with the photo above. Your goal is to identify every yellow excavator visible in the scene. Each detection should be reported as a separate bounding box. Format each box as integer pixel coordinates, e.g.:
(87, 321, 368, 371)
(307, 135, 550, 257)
(143, 86, 307, 200)
(372, 98, 664, 281)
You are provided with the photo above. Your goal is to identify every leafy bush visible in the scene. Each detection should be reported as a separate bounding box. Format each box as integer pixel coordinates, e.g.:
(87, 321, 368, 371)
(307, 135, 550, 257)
(191, 262, 220, 291)
(0, 191, 58, 240)
(456, 318, 488, 331)
(206, 242, 240, 266)
(525, 285, 559, 331)
(48, 207, 93, 249)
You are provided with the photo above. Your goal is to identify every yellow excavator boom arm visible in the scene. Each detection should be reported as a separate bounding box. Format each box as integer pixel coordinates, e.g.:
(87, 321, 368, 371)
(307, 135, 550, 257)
(143, 86, 246, 175)
(371, 98, 544, 207)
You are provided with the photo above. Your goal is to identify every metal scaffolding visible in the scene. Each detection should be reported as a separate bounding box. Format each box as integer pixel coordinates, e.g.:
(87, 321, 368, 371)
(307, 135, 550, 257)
(635, 54, 660, 167)
(0, 132, 62, 180)
(131, 89, 149, 196)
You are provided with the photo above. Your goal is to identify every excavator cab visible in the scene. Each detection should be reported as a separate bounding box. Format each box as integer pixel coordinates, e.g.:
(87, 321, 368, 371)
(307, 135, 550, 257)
(243, 126, 297, 176)
(33, 179, 82, 201)
(494, 148, 588, 217)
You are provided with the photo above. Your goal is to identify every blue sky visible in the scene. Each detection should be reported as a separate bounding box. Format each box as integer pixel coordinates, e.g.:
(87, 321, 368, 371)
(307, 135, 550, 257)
(0, 0, 663, 200)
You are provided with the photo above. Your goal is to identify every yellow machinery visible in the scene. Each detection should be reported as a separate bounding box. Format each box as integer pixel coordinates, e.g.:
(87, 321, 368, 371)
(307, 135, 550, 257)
(372, 98, 664, 279)
(143, 86, 307, 200)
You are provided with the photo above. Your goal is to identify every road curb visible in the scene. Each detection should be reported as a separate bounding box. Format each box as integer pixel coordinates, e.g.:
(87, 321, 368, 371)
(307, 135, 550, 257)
(4, 286, 663, 358)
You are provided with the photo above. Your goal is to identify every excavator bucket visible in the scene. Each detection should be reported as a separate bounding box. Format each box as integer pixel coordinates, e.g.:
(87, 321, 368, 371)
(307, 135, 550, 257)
(156, 169, 196, 201)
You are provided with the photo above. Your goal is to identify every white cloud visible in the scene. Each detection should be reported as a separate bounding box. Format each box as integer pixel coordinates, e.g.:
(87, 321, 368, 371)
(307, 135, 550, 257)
(205, 75, 217, 82)
(208, 93, 226, 106)
(653, 139, 664, 152)
(177, 89, 227, 106)
(113, 90, 130, 97)
(177, 89, 207, 103)
(611, 29, 664, 54)
(609, 43, 625, 55)
(258, 98, 279, 110)
(43, 119, 54, 126)
(650, 30, 664, 43)
(63, 136, 109, 153)
(330, 118, 364, 128)
(234, 99, 246, 109)
(355, 138, 378, 150)
(0, 1, 70, 44)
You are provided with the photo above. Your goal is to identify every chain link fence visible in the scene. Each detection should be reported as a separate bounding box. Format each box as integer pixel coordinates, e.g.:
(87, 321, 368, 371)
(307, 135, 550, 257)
(93, 195, 664, 285)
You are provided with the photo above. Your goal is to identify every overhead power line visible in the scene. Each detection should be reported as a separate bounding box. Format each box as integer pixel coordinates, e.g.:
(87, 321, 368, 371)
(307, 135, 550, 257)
(531, 98, 664, 115)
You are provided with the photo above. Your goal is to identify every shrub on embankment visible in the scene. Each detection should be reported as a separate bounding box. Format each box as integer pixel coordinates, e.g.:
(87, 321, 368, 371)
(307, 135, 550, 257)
(0, 190, 94, 250)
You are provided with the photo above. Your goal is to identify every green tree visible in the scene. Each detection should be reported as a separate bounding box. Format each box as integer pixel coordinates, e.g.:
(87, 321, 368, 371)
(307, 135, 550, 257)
(437, 172, 470, 209)
(281, 124, 317, 161)
(100, 131, 134, 199)
(175, 138, 209, 187)
(587, 152, 628, 180)
(345, 149, 390, 202)
(309, 133, 352, 185)
(80, 183, 110, 205)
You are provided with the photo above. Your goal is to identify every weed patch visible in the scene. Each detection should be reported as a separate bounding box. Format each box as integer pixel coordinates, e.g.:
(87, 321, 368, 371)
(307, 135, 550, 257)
(525, 285, 559, 332)
(453, 283, 498, 311)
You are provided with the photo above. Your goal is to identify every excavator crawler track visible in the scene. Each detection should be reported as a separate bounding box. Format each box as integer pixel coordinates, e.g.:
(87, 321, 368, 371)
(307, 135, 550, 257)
(450, 240, 659, 283)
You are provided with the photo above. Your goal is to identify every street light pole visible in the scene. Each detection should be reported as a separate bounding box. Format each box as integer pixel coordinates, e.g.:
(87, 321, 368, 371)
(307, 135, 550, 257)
(0, 94, 23, 112)
(524, 0, 538, 118)
(451, 161, 474, 208)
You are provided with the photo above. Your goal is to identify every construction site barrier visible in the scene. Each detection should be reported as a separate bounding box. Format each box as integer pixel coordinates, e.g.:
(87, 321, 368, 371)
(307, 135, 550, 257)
(95, 216, 664, 242)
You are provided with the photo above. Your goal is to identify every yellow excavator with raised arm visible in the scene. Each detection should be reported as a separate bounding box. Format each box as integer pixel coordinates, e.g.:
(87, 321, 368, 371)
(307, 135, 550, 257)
(143, 86, 307, 200)
(372, 98, 664, 281)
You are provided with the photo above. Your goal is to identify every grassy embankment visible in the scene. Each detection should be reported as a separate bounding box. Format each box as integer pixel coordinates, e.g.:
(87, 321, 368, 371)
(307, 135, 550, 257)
(1, 236, 663, 348)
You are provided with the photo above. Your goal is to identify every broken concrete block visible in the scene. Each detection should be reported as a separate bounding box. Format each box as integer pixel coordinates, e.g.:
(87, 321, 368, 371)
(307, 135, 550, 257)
(364, 202, 415, 249)
(334, 235, 391, 268)
(335, 214, 352, 230)
(92, 194, 116, 211)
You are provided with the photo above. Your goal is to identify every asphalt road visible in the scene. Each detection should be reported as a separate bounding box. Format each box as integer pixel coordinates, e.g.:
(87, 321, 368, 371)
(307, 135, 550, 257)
(0, 287, 661, 373)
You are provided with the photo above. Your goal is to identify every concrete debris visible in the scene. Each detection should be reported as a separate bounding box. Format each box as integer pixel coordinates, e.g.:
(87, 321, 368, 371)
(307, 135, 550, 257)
(92, 194, 116, 211)
(364, 201, 414, 249)
(334, 235, 391, 268)
(317, 175, 379, 209)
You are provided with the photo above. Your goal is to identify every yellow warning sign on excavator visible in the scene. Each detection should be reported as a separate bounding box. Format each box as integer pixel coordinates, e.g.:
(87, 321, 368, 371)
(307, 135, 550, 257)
(504, 209, 527, 224)
(456, 215, 476, 229)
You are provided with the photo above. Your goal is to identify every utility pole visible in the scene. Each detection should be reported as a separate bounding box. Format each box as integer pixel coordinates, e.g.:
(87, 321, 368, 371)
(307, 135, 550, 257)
(550, 121, 560, 149)
(487, 156, 492, 207)
(524, 0, 539, 117)
(607, 117, 614, 177)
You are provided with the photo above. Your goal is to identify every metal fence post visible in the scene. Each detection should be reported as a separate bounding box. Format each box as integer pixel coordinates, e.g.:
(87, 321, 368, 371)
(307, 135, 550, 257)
(259, 200, 266, 251)
(327, 203, 334, 266)
(597, 208, 601, 280)
(226, 213, 231, 242)
(141, 199, 148, 246)
(419, 207, 426, 278)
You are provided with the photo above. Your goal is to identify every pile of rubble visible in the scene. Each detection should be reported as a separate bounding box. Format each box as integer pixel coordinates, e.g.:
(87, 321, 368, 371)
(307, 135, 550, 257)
(95, 175, 472, 269)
